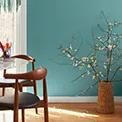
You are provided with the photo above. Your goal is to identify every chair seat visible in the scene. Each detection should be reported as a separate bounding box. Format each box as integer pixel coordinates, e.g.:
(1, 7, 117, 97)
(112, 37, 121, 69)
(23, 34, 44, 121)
(0, 92, 40, 110)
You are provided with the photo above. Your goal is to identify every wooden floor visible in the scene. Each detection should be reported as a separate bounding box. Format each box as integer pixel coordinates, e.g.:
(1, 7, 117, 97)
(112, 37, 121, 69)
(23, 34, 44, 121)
(49, 103, 122, 122)
(0, 103, 122, 122)
(0, 88, 121, 122)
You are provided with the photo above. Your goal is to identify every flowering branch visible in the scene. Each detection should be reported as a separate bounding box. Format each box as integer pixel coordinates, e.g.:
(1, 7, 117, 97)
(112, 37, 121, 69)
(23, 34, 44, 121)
(58, 13, 122, 94)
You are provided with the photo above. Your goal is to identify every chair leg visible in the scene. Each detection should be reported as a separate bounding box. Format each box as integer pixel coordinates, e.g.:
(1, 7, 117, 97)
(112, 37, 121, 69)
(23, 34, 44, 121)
(44, 105, 49, 122)
(2, 87, 5, 96)
(19, 85, 25, 122)
(22, 109, 25, 122)
(14, 109, 18, 122)
(35, 105, 38, 114)
(14, 80, 19, 122)
(33, 80, 38, 114)
(43, 78, 49, 122)
(44, 96, 49, 122)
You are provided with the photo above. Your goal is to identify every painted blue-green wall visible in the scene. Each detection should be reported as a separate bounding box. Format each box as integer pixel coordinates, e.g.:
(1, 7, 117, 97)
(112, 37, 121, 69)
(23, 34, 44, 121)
(27, 0, 122, 96)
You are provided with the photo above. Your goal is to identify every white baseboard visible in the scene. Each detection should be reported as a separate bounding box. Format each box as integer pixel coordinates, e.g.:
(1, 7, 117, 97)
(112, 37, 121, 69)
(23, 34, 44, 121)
(48, 96, 122, 103)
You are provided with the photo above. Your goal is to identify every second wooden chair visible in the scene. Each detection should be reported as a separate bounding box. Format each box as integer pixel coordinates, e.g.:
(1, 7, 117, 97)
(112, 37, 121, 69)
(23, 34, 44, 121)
(2, 54, 38, 113)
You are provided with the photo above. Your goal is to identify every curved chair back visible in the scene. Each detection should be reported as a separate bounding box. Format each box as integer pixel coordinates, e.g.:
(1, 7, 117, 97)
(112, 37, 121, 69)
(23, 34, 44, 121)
(0, 68, 49, 122)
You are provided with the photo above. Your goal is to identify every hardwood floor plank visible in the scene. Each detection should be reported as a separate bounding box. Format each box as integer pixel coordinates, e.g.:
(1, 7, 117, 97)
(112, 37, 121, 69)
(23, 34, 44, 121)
(0, 103, 122, 122)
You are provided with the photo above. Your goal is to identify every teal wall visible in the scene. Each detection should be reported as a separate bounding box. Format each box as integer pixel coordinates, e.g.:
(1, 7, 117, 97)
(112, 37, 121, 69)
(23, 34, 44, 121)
(27, 0, 122, 96)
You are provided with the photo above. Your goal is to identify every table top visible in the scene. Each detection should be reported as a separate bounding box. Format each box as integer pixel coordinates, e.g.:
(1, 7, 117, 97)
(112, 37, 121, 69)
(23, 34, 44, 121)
(0, 57, 14, 69)
(0, 57, 28, 70)
(0, 57, 28, 85)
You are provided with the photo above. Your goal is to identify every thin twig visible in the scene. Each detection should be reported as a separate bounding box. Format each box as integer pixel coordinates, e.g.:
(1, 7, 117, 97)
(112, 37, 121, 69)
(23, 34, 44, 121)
(71, 72, 88, 82)
(111, 66, 122, 81)
(80, 81, 98, 95)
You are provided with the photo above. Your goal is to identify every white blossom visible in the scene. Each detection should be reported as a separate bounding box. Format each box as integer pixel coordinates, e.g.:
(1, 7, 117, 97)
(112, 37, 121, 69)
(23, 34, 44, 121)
(70, 57, 74, 60)
(108, 22, 113, 26)
(97, 37, 100, 39)
(108, 39, 112, 43)
(107, 45, 113, 50)
(104, 65, 107, 69)
(87, 71, 90, 75)
(73, 60, 79, 67)
(67, 54, 71, 58)
(82, 75, 85, 78)
(73, 62, 78, 67)
(99, 72, 104, 77)
(74, 49, 78, 52)
(119, 35, 122, 38)
(82, 57, 89, 62)
(87, 64, 91, 68)
(119, 68, 122, 71)
(78, 61, 82, 65)
(99, 47, 105, 50)
(113, 45, 116, 48)
(62, 49, 66, 54)
(92, 75, 96, 79)
(90, 56, 94, 60)
(69, 44, 72, 50)
(96, 44, 99, 47)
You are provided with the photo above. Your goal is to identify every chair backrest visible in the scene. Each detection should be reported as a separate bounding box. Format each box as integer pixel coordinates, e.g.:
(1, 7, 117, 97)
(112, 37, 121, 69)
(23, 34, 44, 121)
(11, 54, 35, 70)
(3, 68, 48, 122)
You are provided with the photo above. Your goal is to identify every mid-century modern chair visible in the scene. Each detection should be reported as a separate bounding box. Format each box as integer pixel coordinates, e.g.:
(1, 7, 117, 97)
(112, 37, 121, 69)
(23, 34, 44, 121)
(0, 68, 48, 122)
(1, 54, 38, 113)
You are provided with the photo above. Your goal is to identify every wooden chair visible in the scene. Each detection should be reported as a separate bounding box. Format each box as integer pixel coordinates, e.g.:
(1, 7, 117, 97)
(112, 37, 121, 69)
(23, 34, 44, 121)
(2, 54, 38, 113)
(0, 68, 48, 122)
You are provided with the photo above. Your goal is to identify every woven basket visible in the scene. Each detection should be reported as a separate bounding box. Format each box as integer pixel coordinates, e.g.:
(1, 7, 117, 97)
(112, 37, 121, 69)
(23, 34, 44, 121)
(97, 81, 114, 114)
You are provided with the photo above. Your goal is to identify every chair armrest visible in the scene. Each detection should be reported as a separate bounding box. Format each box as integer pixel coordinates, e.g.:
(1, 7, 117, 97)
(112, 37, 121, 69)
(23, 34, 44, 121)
(4, 68, 47, 80)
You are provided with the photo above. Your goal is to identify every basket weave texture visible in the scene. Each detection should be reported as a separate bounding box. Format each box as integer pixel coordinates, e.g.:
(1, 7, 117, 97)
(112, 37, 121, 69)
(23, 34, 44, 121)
(97, 81, 114, 114)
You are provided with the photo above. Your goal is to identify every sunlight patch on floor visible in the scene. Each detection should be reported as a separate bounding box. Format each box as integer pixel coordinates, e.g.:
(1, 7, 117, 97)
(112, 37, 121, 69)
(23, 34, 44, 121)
(48, 107, 99, 118)
(0, 108, 98, 122)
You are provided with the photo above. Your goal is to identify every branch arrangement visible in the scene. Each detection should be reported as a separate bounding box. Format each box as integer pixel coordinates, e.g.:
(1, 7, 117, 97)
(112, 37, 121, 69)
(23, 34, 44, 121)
(59, 13, 122, 93)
